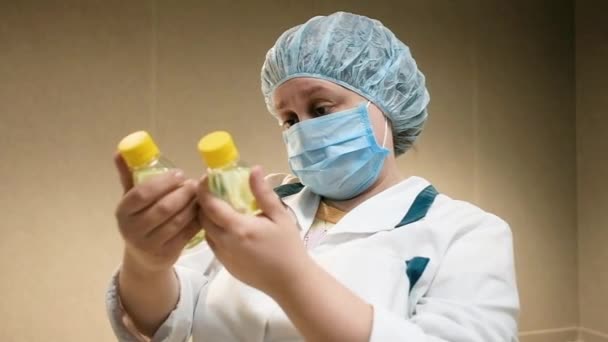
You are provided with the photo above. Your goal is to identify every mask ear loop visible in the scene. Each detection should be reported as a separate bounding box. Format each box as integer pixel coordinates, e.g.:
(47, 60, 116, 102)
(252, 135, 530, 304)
(382, 116, 388, 148)
(366, 101, 389, 148)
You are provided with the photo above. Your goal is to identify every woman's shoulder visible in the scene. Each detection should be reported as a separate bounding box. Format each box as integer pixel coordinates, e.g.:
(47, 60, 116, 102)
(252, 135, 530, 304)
(427, 193, 512, 239)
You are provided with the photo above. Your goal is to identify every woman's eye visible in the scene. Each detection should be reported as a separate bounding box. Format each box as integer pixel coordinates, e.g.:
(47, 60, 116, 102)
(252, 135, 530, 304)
(313, 106, 330, 116)
(283, 117, 299, 129)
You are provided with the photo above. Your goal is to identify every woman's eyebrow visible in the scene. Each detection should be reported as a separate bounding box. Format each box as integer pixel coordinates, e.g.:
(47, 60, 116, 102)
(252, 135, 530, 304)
(276, 85, 331, 110)
(304, 85, 331, 99)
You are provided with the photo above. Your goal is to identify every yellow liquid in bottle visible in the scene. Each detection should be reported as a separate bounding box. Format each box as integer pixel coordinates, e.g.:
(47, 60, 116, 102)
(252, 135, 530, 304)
(199, 131, 260, 215)
(119, 131, 205, 249)
(132, 157, 174, 185)
(208, 163, 260, 215)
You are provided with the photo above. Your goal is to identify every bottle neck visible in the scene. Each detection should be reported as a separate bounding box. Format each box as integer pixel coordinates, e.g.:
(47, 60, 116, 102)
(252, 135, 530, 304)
(208, 159, 240, 171)
(130, 154, 162, 171)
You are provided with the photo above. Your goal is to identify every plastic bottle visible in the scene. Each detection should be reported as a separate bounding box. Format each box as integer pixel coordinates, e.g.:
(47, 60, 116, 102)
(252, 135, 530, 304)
(118, 131, 205, 249)
(118, 131, 174, 185)
(198, 131, 260, 215)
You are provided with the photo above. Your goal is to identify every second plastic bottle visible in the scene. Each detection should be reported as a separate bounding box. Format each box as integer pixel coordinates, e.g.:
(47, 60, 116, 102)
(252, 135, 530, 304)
(198, 131, 260, 215)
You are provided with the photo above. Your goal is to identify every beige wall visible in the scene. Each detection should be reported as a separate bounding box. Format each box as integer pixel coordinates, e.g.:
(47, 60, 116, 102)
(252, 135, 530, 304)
(475, 2, 578, 337)
(577, 0, 608, 340)
(0, 1, 595, 341)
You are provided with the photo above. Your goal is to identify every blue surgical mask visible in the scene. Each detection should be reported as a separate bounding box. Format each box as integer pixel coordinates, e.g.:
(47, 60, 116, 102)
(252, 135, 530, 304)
(282, 102, 390, 200)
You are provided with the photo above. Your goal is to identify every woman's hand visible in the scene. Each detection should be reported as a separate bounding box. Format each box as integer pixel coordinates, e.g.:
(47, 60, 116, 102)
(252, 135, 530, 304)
(113, 153, 202, 336)
(198, 165, 372, 342)
(114, 153, 201, 276)
(197, 166, 311, 296)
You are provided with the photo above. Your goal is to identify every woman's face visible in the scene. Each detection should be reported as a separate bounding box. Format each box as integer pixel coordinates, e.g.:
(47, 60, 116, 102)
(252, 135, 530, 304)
(272, 78, 393, 151)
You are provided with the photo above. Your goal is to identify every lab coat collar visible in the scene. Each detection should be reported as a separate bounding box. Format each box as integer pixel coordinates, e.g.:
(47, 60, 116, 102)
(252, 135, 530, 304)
(280, 176, 432, 235)
(281, 185, 320, 233)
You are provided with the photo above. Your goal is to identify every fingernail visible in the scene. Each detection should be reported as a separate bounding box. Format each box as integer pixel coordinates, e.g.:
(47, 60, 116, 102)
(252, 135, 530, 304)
(174, 170, 185, 178)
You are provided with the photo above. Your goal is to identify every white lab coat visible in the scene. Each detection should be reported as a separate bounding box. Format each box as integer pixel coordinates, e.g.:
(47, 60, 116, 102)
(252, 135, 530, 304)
(107, 175, 520, 342)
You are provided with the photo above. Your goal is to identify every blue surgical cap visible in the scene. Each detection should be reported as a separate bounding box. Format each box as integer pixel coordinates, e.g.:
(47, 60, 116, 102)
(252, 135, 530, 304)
(261, 12, 430, 156)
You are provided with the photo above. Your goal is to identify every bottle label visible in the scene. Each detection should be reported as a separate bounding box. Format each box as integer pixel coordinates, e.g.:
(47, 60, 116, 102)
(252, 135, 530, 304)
(133, 167, 171, 185)
(209, 167, 260, 215)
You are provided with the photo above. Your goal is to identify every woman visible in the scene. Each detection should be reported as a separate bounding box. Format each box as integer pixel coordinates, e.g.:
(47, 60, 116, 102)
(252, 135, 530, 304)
(107, 12, 519, 342)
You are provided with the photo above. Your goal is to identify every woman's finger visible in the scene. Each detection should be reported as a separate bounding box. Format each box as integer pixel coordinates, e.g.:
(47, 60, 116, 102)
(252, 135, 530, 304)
(163, 219, 203, 252)
(122, 179, 197, 238)
(248, 165, 285, 221)
(118, 170, 187, 216)
(199, 210, 226, 244)
(140, 179, 197, 234)
(198, 175, 245, 230)
(204, 232, 220, 259)
(113, 152, 134, 193)
(146, 197, 198, 246)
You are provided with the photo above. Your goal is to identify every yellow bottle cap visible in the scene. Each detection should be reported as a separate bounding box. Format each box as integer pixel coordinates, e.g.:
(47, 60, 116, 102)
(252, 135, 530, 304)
(118, 131, 160, 168)
(198, 131, 239, 169)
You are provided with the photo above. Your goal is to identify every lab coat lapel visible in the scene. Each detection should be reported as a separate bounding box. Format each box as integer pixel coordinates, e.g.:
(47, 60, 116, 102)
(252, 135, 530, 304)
(280, 186, 320, 235)
(327, 176, 432, 235)
(281, 176, 432, 236)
